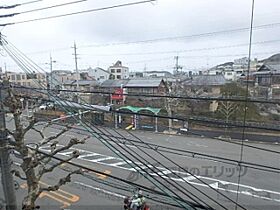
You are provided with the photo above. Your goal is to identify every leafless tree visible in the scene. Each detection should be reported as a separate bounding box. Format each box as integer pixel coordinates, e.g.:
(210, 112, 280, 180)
(217, 100, 238, 137)
(4, 83, 88, 210)
(164, 82, 181, 132)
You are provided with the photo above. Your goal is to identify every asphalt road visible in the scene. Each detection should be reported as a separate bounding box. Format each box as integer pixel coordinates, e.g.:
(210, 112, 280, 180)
(2, 118, 280, 210)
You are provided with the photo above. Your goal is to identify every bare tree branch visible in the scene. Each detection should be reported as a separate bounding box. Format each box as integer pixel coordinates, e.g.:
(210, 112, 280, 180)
(39, 125, 73, 146)
(37, 150, 80, 178)
(31, 127, 44, 139)
(6, 128, 14, 136)
(38, 136, 88, 164)
(38, 169, 82, 194)
(11, 169, 27, 181)
(22, 117, 38, 136)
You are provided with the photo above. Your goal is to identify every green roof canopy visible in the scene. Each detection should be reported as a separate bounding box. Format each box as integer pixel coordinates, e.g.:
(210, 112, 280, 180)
(119, 106, 161, 115)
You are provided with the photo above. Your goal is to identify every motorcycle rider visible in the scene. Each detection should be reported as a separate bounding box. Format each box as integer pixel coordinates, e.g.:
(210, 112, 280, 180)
(130, 190, 145, 210)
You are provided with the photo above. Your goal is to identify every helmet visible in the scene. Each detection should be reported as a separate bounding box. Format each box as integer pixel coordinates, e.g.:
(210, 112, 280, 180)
(138, 190, 143, 197)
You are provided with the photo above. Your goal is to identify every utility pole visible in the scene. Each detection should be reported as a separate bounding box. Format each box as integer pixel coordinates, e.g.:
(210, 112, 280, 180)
(49, 54, 53, 90)
(0, 79, 17, 210)
(73, 42, 80, 103)
(174, 56, 182, 75)
(46, 54, 56, 90)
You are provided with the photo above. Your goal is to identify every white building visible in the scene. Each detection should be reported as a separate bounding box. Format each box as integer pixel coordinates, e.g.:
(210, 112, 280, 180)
(223, 70, 236, 81)
(6, 71, 47, 87)
(108, 61, 129, 80)
(143, 71, 172, 78)
(87, 67, 111, 82)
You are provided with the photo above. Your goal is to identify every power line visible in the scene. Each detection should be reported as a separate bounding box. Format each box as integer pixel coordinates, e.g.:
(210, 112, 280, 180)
(0, 0, 43, 9)
(235, 0, 255, 209)
(0, 0, 157, 27)
(43, 88, 246, 210)
(24, 38, 280, 56)
(12, 85, 280, 105)
(0, 36, 270, 209)
(11, 85, 280, 133)
(33, 88, 237, 210)
(78, 22, 280, 47)
(20, 0, 43, 6)
(16, 93, 280, 156)
(18, 91, 280, 158)
(31, 147, 209, 209)
(0, 0, 88, 18)
(46, 122, 280, 174)
(3, 39, 205, 209)
(5, 51, 228, 210)
(78, 39, 280, 55)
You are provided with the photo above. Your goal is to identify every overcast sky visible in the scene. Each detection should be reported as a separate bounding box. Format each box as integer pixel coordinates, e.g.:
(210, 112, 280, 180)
(1, 0, 280, 73)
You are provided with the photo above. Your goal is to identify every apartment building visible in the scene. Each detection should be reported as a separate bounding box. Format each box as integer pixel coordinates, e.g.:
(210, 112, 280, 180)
(108, 61, 129, 80)
(6, 71, 47, 87)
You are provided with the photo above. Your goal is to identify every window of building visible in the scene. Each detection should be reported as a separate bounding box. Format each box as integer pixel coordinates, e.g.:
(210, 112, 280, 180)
(117, 69, 121, 73)
(22, 75, 25, 80)
(22, 82, 26, 86)
(117, 75, 121, 79)
(16, 75, 21, 80)
(100, 76, 104, 79)
(111, 69, 115, 73)
(11, 75, 15, 80)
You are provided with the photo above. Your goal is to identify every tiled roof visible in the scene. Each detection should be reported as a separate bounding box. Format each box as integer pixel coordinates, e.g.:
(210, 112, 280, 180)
(100, 79, 164, 88)
(63, 80, 99, 86)
(183, 75, 228, 86)
(125, 78, 164, 87)
(100, 79, 129, 88)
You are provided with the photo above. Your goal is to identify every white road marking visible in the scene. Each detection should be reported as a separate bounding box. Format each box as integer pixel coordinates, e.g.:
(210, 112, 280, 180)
(108, 161, 129, 166)
(39, 144, 280, 203)
(78, 153, 100, 158)
(88, 157, 115, 162)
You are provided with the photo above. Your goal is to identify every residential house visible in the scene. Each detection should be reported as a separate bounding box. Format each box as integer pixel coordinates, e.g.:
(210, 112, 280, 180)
(98, 78, 167, 105)
(254, 54, 280, 87)
(207, 57, 260, 81)
(87, 67, 111, 82)
(108, 61, 129, 80)
(63, 80, 100, 103)
(125, 78, 166, 95)
(99, 79, 129, 104)
(182, 75, 228, 96)
(63, 80, 99, 91)
(254, 54, 280, 99)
